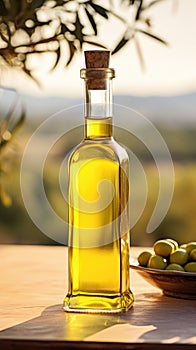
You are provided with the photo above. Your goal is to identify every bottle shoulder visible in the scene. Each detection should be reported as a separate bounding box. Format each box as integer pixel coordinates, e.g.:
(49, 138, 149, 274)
(69, 138, 129, 164)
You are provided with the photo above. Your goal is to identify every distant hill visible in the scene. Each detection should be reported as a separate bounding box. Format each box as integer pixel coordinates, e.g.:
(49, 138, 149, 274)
(1, 90, 196, 127)
(115, 93, 196, 127)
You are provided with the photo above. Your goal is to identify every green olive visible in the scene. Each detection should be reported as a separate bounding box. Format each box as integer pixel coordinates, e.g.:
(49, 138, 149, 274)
(185, 242, 196, 254)
(180, 243, 187, 250)
(166, 238, 178, 250)
(184, 262, 196, 272)
(169, 249, 188, 265)
(190, 249, 196, 261)
(166, 263, 184, 272)
(147, 255, 167, 270)
(138, 251, 152, 267)
(153, 239, 175, 258)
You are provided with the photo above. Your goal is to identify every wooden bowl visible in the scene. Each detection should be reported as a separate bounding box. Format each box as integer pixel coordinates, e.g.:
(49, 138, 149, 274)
(130, 259, 196, 299)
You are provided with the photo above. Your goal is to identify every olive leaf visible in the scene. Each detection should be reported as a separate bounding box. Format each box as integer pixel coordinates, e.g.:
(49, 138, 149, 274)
(112, 36, 130, 55)
(85, 40, 107, 49)
(135, 0, 143, 21)
(144, 0, 165, 10)
(72, 13, 84, 49)
(66, 41, 77, 67)
(136, 29, 168, 45)
(85, 7, 98, 35)
(88, 2, 109, 19)
(52, 45, 61, 70)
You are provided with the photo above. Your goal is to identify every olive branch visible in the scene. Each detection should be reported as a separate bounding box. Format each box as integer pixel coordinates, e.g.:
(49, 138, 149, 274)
(0, 0, 168, 83)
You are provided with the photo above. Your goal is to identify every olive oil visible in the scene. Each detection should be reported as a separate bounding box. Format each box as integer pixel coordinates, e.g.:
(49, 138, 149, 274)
(64, 51, 134, 313)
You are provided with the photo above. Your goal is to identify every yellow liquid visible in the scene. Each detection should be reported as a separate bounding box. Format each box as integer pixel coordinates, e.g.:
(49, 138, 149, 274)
(64, 118, 134, 313)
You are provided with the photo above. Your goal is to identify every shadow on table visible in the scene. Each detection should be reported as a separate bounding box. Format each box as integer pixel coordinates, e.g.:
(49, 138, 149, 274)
(0, 293, 196, 344)
(128, 292, 196, 344)
(0, 303, 126, 341)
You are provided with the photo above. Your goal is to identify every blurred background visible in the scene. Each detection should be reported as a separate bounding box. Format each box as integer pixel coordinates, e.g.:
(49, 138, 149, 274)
(0, 0, 196, 246)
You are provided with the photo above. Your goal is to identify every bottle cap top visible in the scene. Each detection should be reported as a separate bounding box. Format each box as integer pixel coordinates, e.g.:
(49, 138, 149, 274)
(85, 50, 110, 68)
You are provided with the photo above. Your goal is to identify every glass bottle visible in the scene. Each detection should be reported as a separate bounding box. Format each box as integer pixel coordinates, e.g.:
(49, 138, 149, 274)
(63, 50, 134, 313)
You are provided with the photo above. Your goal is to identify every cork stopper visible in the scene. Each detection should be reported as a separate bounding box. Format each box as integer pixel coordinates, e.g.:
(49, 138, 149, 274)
(85, 50, 110, 68)
(82, 50, 113, 90)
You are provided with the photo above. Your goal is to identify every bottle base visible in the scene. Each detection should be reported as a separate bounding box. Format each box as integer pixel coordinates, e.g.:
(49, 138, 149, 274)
(63, 290, 134, 314)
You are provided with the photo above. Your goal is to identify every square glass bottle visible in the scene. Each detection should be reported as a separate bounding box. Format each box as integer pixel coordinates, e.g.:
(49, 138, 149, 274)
(64, 51, 134, 313)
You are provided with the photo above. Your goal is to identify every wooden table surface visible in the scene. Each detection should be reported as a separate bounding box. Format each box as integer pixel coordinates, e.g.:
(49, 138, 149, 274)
(0, 245, 196, 350)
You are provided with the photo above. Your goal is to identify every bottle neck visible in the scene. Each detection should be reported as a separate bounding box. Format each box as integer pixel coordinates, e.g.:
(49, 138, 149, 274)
(84, 116, 113, 139)
(81, 68, 114, 139)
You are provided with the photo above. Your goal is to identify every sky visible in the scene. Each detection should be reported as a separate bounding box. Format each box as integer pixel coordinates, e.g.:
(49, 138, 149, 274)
(2, 0, 196, 97)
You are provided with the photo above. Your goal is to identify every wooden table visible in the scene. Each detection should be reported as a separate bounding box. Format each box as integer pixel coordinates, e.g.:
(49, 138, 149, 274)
(0, 245, 196, 350)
